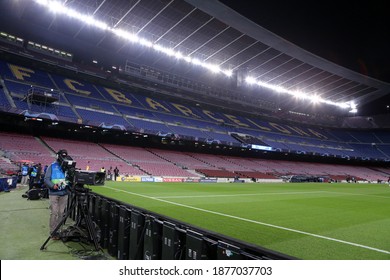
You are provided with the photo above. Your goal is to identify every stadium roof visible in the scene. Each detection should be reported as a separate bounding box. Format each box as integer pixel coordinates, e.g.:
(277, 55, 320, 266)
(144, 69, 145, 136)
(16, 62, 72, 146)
(1, 0, 390, 115)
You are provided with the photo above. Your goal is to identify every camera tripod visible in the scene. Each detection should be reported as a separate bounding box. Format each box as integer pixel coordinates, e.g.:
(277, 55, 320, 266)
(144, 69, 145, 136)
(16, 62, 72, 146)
(40, 184, 101, 251)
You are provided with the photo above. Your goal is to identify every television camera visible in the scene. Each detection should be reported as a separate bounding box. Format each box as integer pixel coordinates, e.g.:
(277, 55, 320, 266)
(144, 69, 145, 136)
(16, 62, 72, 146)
(56, 149, 105, 189)
(40, 149, 105, 251)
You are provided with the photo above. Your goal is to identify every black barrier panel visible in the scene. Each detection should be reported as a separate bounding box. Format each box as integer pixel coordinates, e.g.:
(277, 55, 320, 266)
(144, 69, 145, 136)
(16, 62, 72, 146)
(143, 216, 163, 260)
(185, 230, 204, 260)
(186, 230, 218, 260)
(91, 193, 296, 260)
(108, 202, 120, 257)
(162, 222, 186, 260)
(129, 211, 145, 260)
(203, 237, 218, 260)
(217, 241, 242, 260)
(117, 206, 132, 260)
(99, 198, 110, 249)
(241, 251, 262, 260)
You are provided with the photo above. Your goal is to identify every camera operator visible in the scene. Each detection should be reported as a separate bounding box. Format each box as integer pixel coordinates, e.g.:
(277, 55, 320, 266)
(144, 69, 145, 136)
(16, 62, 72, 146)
(44, 149, 70, 240)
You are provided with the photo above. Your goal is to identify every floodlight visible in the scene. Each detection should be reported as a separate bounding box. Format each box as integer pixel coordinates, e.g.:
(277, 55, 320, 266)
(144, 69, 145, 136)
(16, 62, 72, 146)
(113, 29, 139, 43)
(85, 16, 108, 30)
(174, 52, 183, 59)
(245, 76, 256, 84)
(183, 56, 192, 63)
(348, 101, 358, 113)
(47, 1, 62, 13)
(35, 0, 49, 5)
(349, 108, 358, 113)
(310, 95, 321, 103)
(66, 9, 82, 20)
(223, 70, 233, 77)
(139, 38, 153, 48)
(34, 0, 358, 112)
(291, 91, 307, 100)
(152, 44, 165, 52)
(164, 48, 175, 57)
(191, 58, 202, 65)
(205, 63, 221, 73)
(332, 101, 351, 109)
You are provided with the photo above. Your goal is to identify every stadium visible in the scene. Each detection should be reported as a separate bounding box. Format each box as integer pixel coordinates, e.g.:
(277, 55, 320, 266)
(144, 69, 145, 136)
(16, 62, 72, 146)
(0, 0, 390, 261)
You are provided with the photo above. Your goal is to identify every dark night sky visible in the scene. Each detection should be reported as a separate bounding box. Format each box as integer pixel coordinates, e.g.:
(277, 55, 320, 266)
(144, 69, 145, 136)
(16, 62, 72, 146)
(219, 0, 390, 116)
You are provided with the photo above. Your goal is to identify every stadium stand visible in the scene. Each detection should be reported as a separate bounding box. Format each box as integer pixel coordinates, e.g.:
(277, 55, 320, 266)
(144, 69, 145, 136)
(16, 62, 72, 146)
(1, 0, 390, 264)
(1, 57, 390, 172)
(0, 132, 54, 166)
(2, 129, 389, 181)
(0, 5, 389, 183)
(99, 144, 197, 177)
(41, 137, 126, 173)
(147, 149, 213, 170)
(0, 87, 11, 110)
(2, 57, 390, 165)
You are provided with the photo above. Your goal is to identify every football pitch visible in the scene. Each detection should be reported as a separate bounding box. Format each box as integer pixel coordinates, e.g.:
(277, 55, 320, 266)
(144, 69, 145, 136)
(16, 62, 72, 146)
(90, 181, 390, 260)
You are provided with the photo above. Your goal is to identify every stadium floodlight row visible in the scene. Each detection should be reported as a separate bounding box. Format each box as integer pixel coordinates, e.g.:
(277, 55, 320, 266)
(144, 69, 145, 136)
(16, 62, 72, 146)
(30, 0, 357, 112)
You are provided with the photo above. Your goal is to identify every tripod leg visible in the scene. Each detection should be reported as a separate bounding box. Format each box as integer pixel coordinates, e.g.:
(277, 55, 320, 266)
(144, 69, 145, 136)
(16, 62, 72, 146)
(40, 195, 76, 250)
(80, 204, 101, 250)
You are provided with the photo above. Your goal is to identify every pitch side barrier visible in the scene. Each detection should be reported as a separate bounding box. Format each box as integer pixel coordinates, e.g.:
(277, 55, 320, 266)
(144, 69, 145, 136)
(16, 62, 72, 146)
(117, 176, 283, 183)
(83, 191, 296, 260)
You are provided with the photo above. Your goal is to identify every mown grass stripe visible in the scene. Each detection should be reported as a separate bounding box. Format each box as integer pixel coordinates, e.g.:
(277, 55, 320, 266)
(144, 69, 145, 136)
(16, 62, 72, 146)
(103, 186, 390, 255)
(154, 191, 325, 199)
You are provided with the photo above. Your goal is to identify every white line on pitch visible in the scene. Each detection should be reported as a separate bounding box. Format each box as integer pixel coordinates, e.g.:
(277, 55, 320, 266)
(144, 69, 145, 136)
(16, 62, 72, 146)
(322, 191, 390, 199)
(153, 191, 325, 199)
(103, 186, 390, 255)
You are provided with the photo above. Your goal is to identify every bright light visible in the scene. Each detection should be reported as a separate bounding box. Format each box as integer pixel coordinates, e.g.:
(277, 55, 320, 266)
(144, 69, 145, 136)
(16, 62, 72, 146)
(246, 76, 357, 110)
(183, 56, 192, 63)
(84, 16, 108, 30)
(310, 94, 321, 104)
(191, 58, 202, 65)
(34, 0, 357, 111)
(113, 29, 139, 42)
(348, 101, 358, 113)
(245, 76, 256, 84)
(205, 63, 221, 73)
(291, 91, 307, 100)
(35, 0, 49, 5)
(66, 9, 82, 20)
(223, 70, 233, 77)
(48, 1, 63, 13)
(164, 48, 175, 57)
(174, 52, 183, 59)
(349, 108, 358, 113)
(152, 44, 165, 52)
(258, 81, 285, 94)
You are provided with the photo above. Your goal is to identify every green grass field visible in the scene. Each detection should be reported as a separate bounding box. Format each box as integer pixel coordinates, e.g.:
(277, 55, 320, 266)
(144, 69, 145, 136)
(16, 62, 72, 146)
(91, 181, 390, 260)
